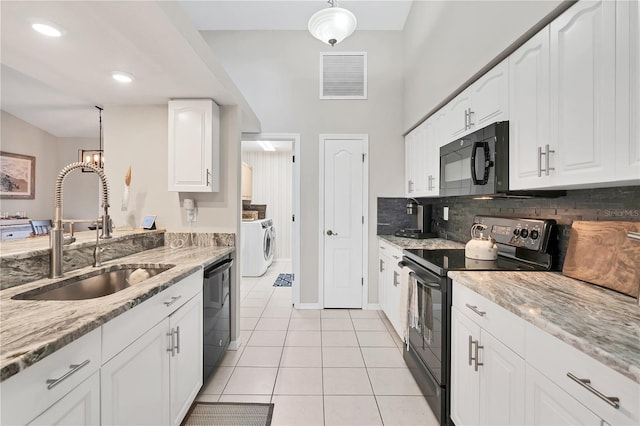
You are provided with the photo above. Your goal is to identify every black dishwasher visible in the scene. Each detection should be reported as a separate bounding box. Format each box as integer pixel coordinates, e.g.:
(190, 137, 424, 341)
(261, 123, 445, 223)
(202, 254, 233, 382)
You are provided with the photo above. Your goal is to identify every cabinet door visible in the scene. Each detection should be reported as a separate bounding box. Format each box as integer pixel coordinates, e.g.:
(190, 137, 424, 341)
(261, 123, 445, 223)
(169, 294, 203, 426)
(479, 331, 525, 426)
(389, 257, 403, 338)
(412, 123, 428, 197)
(101, 319, 170, 426)
(423, 116, 440, 196)
(526, 365, 601, 426)
(404, 130, 416, 196)
(378, 252, 390, 318)
(470, 60, 509, 129)
(509, 28, 551, 190)
(168, 99, 220, 192)
(550, 0, 616, 186)
(450, 309, 481, 426)
(29, 372, 100, 426)
(445, 92, 473, 141)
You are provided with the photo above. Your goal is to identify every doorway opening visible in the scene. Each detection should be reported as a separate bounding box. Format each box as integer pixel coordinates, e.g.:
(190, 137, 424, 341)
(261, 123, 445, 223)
(240, 133, 300, 306)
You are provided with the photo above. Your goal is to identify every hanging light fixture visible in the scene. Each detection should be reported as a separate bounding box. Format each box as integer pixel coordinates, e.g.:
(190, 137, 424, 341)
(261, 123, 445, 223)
(80, 106, 105, 172)
(308, 0, 357, 47)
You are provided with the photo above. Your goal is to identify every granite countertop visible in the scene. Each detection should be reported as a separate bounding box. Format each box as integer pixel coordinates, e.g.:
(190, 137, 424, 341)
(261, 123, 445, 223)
(0, 228, 164, 259)
(448, 271, 640, 384)
(378, 235, 465, 250)
(0, 244, 234, 382)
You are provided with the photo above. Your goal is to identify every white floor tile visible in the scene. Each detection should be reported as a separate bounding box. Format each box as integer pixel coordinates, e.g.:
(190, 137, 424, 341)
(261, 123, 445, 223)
(200, 366, 233, 395)
(273, 367, 323, 395)
(237, 346, 283, 367)
(240, 317, 259, 331)
(218, 394, 272, 403)
(223, 367, 278, 395)
(320, 309, 350, 319)
(352, 318, 388, 331)
(321, 318, 354, 331)
(255, 317, 290, 331)
(291, 309, 321, 318)
(361, 347, 407, 368)
(242, 297, 269, 308)
(322, 347, 365, 368)
(241, 307, 264, 318)
(324, 395, 383, 426)
(322, 368, 372, 395)
(194, 393, 219, 402)
(367, 368, 423, 395)
(247, 330, 287, 347)
(288, 318, 321, 331)
(280, 346, 322, 367)
(321, 331, 358, 347)
(262, 307, 293, 318)
(219, 347, 245, 367)
(267, 298, 294, 308)
(356, 331, 397, 347)
(376, 395, 439, 426)
(349, 309, 382, 319)
(285, 330, 322, 347)
(270, 395, 324, 426)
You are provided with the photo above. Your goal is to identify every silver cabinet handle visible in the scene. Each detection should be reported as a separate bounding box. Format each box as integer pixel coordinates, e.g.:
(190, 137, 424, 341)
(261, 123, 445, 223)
(566, 373, 620, 409)
(468, 108, 474, 128)
(469, 337, 483, 371)
(464, 109, 469, 130)
(465, 303, 486, 317)
(544, 144, 554, 176)
(393, 271, 399, 287)
(407, 180, 414, 193)
(46, 359, 90, 390)
(164, 295, 182, 307)
(628, 232, 640, 241)
(468, 335, 474, 367)
(379, 259, 385, 272)
(474, 341, 483, 371)
(427, 175, 436, 191)
(167, 329, 177, 357)
(537, 146, 543, 177)
(175, 326, 181, 354)
(206, 168, 211, 186)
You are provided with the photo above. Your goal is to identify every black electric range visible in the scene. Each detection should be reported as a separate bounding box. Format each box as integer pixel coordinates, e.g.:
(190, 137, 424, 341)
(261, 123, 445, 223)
(400, 216, 557, 426)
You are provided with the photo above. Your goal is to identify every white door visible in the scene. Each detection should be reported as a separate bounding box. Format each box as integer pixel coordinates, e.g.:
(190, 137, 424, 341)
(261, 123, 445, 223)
(322, 135, 366, 308)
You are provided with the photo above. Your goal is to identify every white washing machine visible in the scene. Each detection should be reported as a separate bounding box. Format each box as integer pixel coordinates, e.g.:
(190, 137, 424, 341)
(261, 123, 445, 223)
(241, 218, 276, 277)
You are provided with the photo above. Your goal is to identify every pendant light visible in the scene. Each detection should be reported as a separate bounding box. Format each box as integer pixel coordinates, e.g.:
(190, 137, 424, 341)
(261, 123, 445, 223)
(80, 106, 105, 172)
(308, 0, 357, 47)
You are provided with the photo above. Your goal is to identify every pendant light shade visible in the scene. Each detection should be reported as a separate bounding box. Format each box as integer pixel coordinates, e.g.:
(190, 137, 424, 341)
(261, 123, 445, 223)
(308, 1, 357, 47)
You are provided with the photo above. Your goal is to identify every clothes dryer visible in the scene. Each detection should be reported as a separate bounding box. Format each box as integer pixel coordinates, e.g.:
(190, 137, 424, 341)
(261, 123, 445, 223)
(241, 219, 275, 277)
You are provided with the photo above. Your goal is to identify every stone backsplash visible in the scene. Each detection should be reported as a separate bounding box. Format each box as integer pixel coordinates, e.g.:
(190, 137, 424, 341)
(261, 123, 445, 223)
(164, 232, 235, 248)
(379, 185, 640, 270)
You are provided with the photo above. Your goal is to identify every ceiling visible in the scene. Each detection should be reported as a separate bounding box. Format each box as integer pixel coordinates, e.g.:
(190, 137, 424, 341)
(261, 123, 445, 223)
(0, 1, 412, 139)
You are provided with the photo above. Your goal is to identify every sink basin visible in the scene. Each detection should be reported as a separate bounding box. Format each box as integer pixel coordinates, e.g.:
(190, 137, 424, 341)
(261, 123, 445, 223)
(12, 264, 175, 301)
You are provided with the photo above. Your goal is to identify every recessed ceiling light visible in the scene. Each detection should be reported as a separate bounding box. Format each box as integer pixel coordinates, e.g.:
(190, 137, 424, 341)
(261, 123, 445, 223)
(258, 141, 276, 151)
(111, 71, 134, 83)
(31, 22, 63, 37)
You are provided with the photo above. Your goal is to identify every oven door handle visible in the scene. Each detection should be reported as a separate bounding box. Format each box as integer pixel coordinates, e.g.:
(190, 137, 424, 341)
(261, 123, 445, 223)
(409, 271, 442, 290)
(470, 141, 492, 185)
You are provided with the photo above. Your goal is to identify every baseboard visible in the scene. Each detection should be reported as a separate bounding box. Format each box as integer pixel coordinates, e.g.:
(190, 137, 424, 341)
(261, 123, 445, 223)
(228, 338, 242, 350)
(366, 303, 381, 310)
(294, 303, 321, 310)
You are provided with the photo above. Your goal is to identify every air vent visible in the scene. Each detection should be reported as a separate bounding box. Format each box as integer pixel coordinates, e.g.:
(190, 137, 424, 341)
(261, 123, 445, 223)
(320, 52, 367, 99)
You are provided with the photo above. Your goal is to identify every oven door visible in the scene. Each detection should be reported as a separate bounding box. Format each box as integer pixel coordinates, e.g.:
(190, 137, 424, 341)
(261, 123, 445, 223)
(440, 128, 496, 197)
(406, 268, 445, 385)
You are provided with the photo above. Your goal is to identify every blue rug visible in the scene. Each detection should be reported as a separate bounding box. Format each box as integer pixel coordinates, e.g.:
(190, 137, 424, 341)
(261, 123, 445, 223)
(273, 273, 293, 287)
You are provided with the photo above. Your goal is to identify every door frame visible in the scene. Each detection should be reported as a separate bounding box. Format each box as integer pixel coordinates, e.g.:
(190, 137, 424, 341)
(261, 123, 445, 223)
(241, 133, 301, 306)
(318, 134, 369, 309)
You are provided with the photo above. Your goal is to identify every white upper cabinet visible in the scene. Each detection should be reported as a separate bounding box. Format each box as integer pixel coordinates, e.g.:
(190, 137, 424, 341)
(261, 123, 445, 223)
(550, 0, 617, 186)
(405, 117, 440, 198)
(509, 28, 552, 190)
(445, 91, 473, 141)
(168, 99, 220, 192)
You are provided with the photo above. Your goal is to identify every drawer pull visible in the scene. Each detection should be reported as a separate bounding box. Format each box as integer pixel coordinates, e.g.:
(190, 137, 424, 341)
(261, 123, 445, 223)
(164, 295, 182, 307)
(46, 359, 90, 390)
(566, 372, 620, 409)
(465, 303, 486, 317)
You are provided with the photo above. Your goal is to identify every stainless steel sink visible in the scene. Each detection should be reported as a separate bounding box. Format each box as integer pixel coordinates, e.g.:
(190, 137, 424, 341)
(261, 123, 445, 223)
(13, 264, 175, 301)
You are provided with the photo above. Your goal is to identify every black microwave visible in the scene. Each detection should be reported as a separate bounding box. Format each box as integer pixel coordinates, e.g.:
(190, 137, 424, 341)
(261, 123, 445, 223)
(440, 121, 509, 197)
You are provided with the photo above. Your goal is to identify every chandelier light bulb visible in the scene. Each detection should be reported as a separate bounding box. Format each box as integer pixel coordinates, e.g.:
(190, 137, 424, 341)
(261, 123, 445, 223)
(308, 1, 357, 46)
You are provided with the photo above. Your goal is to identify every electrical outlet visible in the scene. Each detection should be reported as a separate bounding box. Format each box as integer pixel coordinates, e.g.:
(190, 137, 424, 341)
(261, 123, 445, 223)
(443, 206, 449, 221)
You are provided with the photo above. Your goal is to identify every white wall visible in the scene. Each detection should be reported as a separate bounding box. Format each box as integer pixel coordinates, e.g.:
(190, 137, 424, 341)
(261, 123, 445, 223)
(243, 150, 292, 260)
(403, 0, 564, 131)
(0, 111, 57, 221)
(202, 30, 406, 305)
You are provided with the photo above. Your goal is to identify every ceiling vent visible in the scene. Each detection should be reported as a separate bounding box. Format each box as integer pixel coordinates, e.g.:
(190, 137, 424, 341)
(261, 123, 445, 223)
(320, 52, 367, 100)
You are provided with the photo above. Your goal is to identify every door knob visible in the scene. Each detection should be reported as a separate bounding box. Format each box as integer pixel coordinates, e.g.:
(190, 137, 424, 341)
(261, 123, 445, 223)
(326, 230, 337, 236)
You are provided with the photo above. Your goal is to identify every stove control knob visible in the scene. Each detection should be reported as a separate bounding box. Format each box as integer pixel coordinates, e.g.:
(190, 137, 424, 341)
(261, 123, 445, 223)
(530, 230, 539, 240)
(520, 229, 529, 238)
(513, 228, 521, 236)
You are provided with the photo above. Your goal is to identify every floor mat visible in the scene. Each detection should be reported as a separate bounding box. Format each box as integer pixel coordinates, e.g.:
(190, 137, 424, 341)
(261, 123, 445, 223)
(182, 402, 274, 426)
(273, 273, 293, 287)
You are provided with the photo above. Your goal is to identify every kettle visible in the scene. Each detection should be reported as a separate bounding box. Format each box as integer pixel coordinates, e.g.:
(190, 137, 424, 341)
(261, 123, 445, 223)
(465, 223, 498, 260)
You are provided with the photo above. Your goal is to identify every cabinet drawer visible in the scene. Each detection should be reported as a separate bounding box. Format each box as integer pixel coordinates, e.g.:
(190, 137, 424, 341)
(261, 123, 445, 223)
(1, 327, 101, 426)
(102, 269, 203, 363)
(526, 322, 639, 425)
(452, 282, 525, 356)
(378, 240, 402, 262)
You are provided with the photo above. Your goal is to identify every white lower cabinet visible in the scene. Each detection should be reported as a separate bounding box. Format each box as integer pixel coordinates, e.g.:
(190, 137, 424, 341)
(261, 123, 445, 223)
(101, 293, 203, 426)
(378, 240, 403, 338)
(28, 372, 100, 426)
(450, 307, 525, 426)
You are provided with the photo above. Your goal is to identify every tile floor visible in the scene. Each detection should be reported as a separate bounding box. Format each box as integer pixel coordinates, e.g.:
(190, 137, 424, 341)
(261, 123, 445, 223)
(196, 260, 439, 426)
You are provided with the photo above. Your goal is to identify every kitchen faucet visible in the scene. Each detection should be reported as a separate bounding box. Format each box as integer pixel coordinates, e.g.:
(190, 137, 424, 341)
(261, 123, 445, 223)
(50, 162, 111, 278)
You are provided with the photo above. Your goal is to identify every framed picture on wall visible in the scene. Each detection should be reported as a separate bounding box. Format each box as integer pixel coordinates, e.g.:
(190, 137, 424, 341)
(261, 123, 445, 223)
(0, 151, 35, 199)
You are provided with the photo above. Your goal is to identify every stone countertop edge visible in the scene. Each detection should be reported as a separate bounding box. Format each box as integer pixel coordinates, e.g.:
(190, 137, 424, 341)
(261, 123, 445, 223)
(378, 235, 465, 250)
(0, 244, 234, 383)
(448, 270, 640, 384)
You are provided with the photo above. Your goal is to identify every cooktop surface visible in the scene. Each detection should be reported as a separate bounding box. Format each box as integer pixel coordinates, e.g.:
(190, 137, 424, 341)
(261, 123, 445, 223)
(404, 248, 548, 276)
